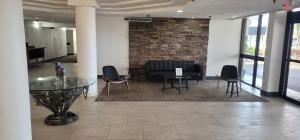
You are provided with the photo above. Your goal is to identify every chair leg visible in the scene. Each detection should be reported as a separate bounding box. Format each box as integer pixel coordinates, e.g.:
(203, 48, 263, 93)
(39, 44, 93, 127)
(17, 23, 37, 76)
(236, 82, 239, 96)
(125, 80, 129, 90)
(105, 82, 108, 93)
(226, 82, 229, 95)
(231, 82, 234, 97)
(239, 80, 242, 91)
(107, 82, 110, 96)
(217, 79, 221, 89)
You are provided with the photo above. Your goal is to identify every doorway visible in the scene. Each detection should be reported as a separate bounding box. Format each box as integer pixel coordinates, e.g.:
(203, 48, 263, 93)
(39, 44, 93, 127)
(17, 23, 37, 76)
(66, 29, 77, 55)
(280, 11, 300, 103)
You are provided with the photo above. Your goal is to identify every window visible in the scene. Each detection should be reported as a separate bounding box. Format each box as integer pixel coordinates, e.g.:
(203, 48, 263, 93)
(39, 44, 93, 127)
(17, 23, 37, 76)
(242, 16, 259, 56)
(240, 14, 269, 88)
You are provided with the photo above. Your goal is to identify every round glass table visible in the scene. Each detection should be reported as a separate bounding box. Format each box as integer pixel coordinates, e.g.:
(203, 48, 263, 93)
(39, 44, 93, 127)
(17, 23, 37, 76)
(29, 76, 96, 126)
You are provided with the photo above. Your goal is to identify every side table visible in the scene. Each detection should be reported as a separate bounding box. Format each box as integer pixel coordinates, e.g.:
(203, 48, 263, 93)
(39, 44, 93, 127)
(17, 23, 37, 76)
(129, 68, 144, 80)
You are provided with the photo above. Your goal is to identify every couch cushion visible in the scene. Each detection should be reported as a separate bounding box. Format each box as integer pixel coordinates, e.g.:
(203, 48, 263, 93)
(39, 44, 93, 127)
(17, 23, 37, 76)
(173, 61, 195, 71)
(149, 71, 172, 76)
(147, 60, 173, 71)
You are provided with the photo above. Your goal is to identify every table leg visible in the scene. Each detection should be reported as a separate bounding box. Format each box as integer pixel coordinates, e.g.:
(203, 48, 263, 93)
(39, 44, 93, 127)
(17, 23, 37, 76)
(45, 112, 78, 126)
(30, 87, 87, 126)
(179, 79, 182, 94)
(185, 79, 188, 91)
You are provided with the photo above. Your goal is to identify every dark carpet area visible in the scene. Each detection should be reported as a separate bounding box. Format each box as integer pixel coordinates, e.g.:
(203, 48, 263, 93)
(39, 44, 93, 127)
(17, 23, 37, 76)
(96, 80, 268, 102)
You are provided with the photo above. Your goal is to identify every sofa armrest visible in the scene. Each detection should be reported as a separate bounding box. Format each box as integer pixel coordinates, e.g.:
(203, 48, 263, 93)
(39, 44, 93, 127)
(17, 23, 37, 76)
(144, 63, 150, 80)
(193, 64, 202, 73)
(193, 64, 204, 80)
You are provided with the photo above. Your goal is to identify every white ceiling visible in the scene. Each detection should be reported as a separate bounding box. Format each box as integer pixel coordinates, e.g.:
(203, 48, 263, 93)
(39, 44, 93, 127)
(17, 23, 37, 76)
(23, 0, 300, 23)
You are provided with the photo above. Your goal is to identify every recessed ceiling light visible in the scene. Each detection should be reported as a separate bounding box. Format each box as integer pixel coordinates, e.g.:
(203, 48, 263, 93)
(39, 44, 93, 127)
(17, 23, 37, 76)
(32, 21, 40, 28)
(192, 17, 195, 19)
(177, 10, 184, 13)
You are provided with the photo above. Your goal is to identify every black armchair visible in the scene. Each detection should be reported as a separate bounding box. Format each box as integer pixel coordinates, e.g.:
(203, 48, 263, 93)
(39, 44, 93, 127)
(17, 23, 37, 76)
(102, 66, 130, 95)
(216, 65, 241, 97)
(217, 65, 241, 89)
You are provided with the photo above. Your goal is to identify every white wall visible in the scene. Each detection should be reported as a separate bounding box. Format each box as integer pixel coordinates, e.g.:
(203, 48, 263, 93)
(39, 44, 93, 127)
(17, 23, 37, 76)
(206, 19, 242, 76)
(0, 0, 32, 139)
(96, 15, 129, 75)
(95, 17, 241, 76)
(25, 21, 75, 60)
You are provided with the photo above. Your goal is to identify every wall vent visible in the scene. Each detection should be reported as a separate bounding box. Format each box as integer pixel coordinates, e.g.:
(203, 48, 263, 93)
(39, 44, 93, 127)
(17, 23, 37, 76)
(124, 15, 152, 23)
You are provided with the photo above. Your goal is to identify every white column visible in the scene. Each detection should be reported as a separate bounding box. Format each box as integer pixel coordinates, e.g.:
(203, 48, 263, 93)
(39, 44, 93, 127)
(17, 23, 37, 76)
(261, 11, 287, 96)
(0, 0, 32, 140)
(75, 6, 98, 96)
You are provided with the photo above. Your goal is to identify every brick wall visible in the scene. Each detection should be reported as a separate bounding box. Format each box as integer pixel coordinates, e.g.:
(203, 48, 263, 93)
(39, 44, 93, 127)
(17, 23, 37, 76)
(129, 18, 210, 74)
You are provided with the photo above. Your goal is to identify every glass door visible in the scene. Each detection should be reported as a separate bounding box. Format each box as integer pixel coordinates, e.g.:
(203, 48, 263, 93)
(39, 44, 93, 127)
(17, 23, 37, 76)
(285, 23, 300, 101)
(280, 11, 300, 104)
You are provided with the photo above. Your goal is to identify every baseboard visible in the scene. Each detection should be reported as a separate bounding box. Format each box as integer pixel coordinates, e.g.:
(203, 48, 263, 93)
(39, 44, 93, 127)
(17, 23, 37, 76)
(206, 76, 218, 80)
(260, 90, 279, 97)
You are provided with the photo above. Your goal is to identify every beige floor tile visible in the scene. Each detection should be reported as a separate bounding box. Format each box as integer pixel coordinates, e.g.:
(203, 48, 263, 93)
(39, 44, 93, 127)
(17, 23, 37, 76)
(107, 125, 143, 140)
(143, 125, 180, 139)
(29, 64, 300, 140)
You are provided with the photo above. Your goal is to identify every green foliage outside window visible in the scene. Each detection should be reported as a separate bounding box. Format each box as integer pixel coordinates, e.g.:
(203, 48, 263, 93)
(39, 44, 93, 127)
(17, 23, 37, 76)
(246, 46, 256, 55)
(243, 36, 256, 56)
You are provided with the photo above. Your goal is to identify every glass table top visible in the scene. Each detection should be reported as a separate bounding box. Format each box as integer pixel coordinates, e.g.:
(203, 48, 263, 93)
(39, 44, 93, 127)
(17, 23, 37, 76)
(29, 76, 96, 91)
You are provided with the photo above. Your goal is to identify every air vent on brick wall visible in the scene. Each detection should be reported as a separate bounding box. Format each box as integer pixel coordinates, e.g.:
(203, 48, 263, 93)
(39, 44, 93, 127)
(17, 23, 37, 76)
(124, 15, 152, 23)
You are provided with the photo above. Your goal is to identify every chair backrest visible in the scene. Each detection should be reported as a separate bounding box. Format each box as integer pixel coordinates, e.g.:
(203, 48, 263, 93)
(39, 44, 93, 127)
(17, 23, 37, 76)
(103, 66, 120, 81)
(220, 65, 238, 80)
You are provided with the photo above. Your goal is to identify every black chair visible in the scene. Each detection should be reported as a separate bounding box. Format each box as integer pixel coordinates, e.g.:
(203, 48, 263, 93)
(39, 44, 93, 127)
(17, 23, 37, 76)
(217, 65, 241, 97)
(102, 66, 130, 96)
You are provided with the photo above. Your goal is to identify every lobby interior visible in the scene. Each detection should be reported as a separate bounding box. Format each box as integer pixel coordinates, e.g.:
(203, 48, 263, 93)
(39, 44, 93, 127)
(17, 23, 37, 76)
(1, 0, 300, 140)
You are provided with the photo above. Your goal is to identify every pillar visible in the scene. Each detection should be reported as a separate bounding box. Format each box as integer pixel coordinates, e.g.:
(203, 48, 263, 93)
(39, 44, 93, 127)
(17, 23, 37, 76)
(0, 0, 32, 140)
(261, 11, 287, 96)
(75, 6, 98, 96)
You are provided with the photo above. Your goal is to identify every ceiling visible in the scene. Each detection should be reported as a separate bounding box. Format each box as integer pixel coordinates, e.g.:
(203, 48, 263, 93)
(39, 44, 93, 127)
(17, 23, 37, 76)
(23, 0, 300, 23)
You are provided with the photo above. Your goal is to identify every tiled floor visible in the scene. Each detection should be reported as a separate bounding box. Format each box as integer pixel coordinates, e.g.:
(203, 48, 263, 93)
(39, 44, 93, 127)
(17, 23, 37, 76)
(29, 63, 300, 140)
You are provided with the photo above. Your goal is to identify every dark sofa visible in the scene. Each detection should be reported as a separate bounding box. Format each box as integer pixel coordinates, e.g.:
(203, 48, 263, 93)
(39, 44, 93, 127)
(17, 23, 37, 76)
(144, 60, 203, 81)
